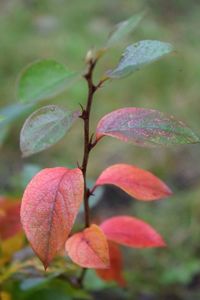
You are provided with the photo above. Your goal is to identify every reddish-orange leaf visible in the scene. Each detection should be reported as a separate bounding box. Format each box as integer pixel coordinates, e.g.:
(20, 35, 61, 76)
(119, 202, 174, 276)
(0, 197, 22, 240)
(96, 241, 126, 287)
(100, 216, 166, 248)
(65, 224, 110, 269)
(20, 167, 84, 269)
(94, 164, 172, 201)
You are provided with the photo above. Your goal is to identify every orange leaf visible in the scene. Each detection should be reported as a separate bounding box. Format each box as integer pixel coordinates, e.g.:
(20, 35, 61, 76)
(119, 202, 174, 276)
(94, 164, 172, 201)
(0, 291, 11, 300)
(100, 216, 166, 248)
(0, 198, 22, 240)
(96, 241, 126, 287)
(65, 224, 110, 269)
(0, 233, 24, 266)
(20, 167, 84, 269)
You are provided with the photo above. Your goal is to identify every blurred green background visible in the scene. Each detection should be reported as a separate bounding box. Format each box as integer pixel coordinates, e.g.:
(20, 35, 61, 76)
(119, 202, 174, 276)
(1, 0, 200, 299)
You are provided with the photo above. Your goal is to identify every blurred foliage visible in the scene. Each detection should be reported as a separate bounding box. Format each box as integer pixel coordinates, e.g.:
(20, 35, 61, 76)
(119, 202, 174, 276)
(1, 0, 200, 299)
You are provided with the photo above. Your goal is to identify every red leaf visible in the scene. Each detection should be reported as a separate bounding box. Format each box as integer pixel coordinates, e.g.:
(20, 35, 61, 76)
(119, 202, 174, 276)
(100, 216, 166, 248)
(94, 164, 172, 201)
(96, 241, 126, 287)
(0, 197, 22, 240)
(65, 224, 110, 269)
(20, 167, 84, 269)
(96, 107, 200, 146)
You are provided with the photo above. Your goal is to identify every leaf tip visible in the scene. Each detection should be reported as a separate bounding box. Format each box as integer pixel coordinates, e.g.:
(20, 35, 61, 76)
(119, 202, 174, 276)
(157, 237, 167, 248)
(43, 262, 49, 271)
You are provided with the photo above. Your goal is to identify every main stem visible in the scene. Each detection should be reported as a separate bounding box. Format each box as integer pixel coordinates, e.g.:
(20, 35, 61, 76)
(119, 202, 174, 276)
(81, 60, 97, 228)
(77, 60, 97, 286)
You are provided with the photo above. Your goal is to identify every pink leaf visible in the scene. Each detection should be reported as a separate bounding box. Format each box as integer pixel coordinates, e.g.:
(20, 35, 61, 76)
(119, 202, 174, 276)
(94, 164, 172, 201)
(65, 224, 110, 269)
(20, 167, 84, 269)
(100, 216, 166, 248)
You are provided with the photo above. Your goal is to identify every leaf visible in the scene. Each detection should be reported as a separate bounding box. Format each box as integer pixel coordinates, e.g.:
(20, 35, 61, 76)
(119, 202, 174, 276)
(0, 103, 34, 147)
(94, 164, 172, 201)
(19, 279, 90, 300)
(65, 224, 110, 269)
(96, 107, 200, 147)
(0, 104, 33, 126)
(107, 40, 174, 78)
(106, 12, 144, 48)
(84, 270, 110, 291)
(18, 59, 79, 103)
(96, 241, 126, 287)
(0, 234, 24, 267)
(100, 216, 166, 248)
(20, 105, 79, 157)
(0, 198, 22, 240)
(20, 167, 84, 269)
(0, 291, 11, 300)
(0, 115, 5, 122)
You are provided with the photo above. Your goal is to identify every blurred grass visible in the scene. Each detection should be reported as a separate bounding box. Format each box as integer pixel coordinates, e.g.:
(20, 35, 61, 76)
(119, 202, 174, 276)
(1, 0, 200, 299)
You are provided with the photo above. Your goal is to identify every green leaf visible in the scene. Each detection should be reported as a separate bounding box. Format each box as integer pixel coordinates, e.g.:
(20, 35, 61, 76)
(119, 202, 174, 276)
(18, 59, 80, 103)
(106, 12, 144, 48)
(107, 40, 174, 78)
(0, 103, 33, 127)
(84, 270, 113, 291)
(22, 279, 90, 300)
(0, 103, 34, 146)
(20, 105, 79, 157)
(0, 115, 5, 122)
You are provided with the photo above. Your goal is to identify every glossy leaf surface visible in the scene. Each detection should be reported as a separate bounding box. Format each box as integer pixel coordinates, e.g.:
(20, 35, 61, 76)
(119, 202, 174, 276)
(20, 167, 84, 268)
(96, 107, 200, 147)
(20, 105, 79, 157)
(96, 241, 126, 287)
(65, 224, 110, 269)
(107, 40, 173, 78)
(101, 216, 166, 248)
(18, 59, 79, 103)
(94, 164, 172, 201)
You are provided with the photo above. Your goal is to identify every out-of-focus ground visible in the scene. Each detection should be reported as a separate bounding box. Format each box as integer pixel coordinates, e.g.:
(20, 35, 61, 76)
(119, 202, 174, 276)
(1, 0, 200, 299)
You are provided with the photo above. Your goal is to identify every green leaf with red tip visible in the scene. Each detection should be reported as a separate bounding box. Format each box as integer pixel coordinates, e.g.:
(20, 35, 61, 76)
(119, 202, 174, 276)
(94, 164, 172, 201)
(65, 224, 110, 269)
(100, 216, 166, 248)
(96, 107, 200, 147)
(20, 167, 84, 269)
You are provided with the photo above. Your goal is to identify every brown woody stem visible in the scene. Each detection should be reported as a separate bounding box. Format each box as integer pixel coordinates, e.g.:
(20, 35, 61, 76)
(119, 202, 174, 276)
(78, 58, 99, 286)
(80, 59, 97, 227)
